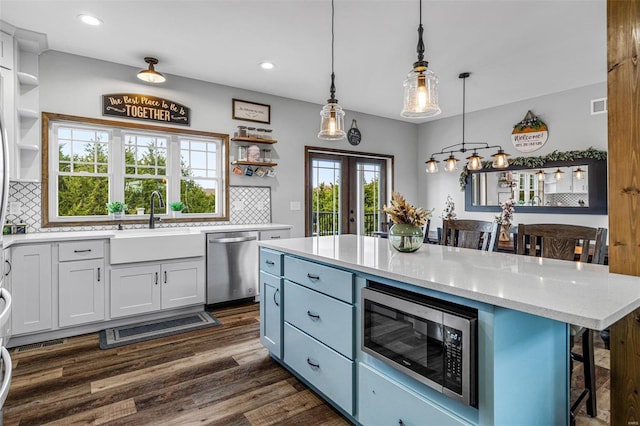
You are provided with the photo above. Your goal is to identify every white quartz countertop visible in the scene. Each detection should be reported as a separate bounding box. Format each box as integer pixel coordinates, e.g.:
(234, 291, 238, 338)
(260, 235, 640, 330)
(3, 223, 292, 247)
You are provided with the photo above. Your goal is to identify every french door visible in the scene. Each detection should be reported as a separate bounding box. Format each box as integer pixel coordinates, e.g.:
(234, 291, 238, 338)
(305, 147, 391, 236)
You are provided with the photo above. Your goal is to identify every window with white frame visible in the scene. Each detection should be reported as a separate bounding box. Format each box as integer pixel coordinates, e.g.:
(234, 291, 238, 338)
(44, 113, 228, 225)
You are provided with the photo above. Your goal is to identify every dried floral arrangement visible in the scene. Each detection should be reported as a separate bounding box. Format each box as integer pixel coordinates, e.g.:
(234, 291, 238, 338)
(495, 198, 516, 226)
(382, 192, 432, 227)
(441, 195, 457, 221)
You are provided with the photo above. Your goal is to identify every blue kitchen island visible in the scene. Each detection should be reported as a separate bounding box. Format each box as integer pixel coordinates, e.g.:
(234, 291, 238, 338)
(258, 235, 640, 425)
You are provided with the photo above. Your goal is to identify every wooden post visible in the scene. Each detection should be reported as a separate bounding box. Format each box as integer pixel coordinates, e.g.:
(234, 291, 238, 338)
(608, 0, 640, 424)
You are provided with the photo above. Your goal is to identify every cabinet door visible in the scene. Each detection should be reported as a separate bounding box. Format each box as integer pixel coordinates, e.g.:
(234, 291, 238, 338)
(59, 259, 105, 327)
(161, 260, 205, 309)
(259, 271, 282, 359)
(0, 32, 13, 70)
(110, 264, 160, 318)
(11, 244, 52, 335)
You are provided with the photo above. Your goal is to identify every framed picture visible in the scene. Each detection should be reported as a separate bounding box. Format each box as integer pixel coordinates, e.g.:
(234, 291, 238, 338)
(232, 99, 271, 124)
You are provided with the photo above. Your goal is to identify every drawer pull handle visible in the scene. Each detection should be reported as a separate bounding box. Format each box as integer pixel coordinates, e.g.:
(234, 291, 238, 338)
(306, 358, 320, 369)
(307, 273, 320, 281)
(270, 236, 281, 239)
(273, 289, 280, 307)
(307, 310, 320, 320)
(265, 260, 275, 265)
(74, 249, 92, 253)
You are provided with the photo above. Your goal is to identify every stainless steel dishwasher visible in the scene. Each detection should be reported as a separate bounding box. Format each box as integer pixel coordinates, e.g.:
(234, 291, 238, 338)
(206, 231, 259, 305)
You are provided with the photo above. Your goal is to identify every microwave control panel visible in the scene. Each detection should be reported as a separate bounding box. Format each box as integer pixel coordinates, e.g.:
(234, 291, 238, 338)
(444, 326, 463, 394)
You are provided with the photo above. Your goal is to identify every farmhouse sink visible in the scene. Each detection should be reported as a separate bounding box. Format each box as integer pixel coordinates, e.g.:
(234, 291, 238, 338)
(110, 228, 204, 264)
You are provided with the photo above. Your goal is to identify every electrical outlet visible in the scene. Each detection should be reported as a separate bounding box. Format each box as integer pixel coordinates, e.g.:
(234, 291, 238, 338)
(9, 202, 22, 215)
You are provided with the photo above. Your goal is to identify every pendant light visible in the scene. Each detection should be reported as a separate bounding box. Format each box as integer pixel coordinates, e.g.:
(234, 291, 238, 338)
(318, 0, 346, 140)
(554, 168, 565, 180)
(574, 167, 585, 180)
(424, 72, 510, 174)
(401, 0, 440, 118)
(536, 170, 545, 181)
(137, 57, 166, 84)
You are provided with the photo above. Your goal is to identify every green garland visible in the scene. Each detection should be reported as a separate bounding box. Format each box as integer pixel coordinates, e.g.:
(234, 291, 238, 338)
(458, 147, 607, 190)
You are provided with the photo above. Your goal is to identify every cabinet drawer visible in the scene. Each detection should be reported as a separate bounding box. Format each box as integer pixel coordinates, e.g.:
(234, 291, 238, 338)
(358, 363, 471, 426)
(284, 281, 353, 359)
(284, 256, 353, 303)
(260, 229, 291, 241)
(284, 323, 353, 415)
(260, 248, 283, 276)
(59, 240, 105, 262)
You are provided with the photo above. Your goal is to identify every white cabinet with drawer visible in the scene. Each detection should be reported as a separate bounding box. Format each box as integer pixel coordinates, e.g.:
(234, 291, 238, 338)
(259, 229, 290, 241)
(58, 240, 106, 328)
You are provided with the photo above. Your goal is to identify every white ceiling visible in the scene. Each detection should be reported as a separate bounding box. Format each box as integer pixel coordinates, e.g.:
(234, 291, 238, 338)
(0, 0, 607, 123)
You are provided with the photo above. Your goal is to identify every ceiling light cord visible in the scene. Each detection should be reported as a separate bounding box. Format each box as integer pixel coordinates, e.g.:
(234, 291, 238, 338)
(416, 0, 425, 64)
(329, 0, 337, 103)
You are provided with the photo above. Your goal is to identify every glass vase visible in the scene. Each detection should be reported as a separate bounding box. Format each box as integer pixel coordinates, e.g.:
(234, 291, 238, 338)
(388, 223, 424, 253)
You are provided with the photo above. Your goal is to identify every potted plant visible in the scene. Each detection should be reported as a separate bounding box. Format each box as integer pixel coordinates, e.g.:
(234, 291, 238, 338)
(382, 192, 432, 253)
(106, 201, 127, 219)
(169, 201, 185, 218)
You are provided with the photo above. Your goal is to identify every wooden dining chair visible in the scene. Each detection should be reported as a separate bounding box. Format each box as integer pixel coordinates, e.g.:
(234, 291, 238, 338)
(516, 223, 607, 424)
(440, 219, 499, 251)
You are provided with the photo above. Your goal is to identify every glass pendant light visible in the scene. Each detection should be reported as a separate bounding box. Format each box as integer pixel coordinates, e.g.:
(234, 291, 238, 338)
(444, 154, 458, 172)
(574, 167, 585, 180)
(318, 0, 346, 140)
(425, 157, 439, 173)
(466, 151, 483, 171)
(536, 170, 545, 181)
(491, 149, 510, 169)
(554, 168, 565, 180)
(137, 57, 166, 83)
(401, 0, 441, 118)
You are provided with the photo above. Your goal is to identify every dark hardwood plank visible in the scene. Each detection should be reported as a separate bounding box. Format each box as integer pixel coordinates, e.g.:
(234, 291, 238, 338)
(3, 303, 351, 426)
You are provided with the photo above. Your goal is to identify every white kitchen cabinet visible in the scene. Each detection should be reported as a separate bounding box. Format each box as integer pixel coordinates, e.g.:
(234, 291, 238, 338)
(11, 244, 52, 335)
(59, 259, 105, 327)
(0, 66, 16, 179)
(111, 259, 204, 318)
(110, 264, 160, 318)
(161, 260, 205, 309)
(259, 229, 291, 241)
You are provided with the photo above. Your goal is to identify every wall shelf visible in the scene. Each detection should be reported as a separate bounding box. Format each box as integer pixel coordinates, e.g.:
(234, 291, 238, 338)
(232, 161, 278, 167)
(16, 71, 38, 87)
(231, 137, 277, 144)
(17, 144, 40, 152)
(18, 107, 38, 119)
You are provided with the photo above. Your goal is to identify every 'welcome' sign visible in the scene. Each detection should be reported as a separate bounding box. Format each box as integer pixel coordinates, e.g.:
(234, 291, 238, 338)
(102, 94, 190, 126)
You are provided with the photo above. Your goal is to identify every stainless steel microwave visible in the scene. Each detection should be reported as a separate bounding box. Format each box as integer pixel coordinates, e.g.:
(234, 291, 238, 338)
(362, 283, 478, 407)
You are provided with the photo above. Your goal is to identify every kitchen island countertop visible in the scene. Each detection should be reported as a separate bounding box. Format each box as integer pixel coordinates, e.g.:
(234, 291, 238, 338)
(260, 234, 640, 330)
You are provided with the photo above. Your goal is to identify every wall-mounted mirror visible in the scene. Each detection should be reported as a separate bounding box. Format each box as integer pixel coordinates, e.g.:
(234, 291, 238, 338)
(465, 158, 607, 214)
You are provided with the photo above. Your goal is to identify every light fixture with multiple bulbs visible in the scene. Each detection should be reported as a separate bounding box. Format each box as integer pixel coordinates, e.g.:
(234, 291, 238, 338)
(425, 72, 510, 173)
(318, 0, 346, 140)
(400, 0, 440, 119)
(137, 57, 166, 84)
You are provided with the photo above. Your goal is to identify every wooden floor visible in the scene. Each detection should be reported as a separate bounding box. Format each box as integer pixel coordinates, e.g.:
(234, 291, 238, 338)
(3, 303, 349, 425)
(3, 303, 610, 425)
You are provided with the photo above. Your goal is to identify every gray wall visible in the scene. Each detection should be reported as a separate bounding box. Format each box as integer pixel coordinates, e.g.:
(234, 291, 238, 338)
(38, 51, 420, 237)
(417, 83, 607, 230)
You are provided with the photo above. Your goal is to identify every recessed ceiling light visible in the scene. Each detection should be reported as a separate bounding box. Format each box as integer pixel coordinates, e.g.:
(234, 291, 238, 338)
(78, 14, 103, 26)
(260, 61, 275, 70)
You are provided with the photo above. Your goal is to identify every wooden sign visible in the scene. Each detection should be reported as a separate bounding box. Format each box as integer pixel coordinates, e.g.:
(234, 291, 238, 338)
(102, 93, 190, 126)
(511, 110, 548, 152)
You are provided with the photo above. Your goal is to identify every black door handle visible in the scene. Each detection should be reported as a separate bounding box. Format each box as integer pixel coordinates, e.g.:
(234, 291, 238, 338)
(307, 358, 320, 368)
(273, 288, 280, 307)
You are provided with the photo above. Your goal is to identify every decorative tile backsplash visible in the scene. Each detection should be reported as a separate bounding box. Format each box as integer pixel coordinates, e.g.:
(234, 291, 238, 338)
(5, 182, 271, 233)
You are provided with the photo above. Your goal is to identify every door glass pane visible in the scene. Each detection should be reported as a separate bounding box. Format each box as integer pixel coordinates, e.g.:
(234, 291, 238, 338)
(311, 159, 341, 236)
(357, 162, 382, 236)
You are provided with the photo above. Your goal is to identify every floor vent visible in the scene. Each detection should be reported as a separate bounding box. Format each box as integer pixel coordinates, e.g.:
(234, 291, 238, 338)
(16, 338, 67, 353)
